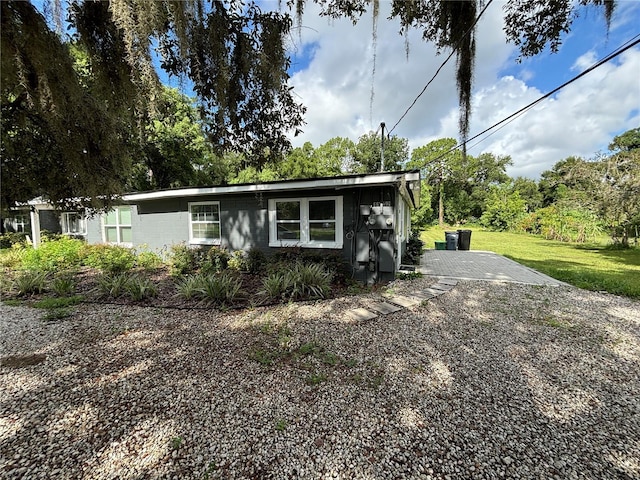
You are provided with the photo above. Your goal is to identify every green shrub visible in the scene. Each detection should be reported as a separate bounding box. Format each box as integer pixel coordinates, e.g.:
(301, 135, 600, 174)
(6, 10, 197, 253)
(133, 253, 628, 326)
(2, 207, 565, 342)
(228, 250, 248, 271)
(0, 245, 26, 270)
(20, 237, 86, 271)
(168, 243, 198, 275)
(136, 250, 163, 270)
(0, 232, 28, 249)
(480, 187, 527, 232)
(520, 205, 604, 243)
(40, 230, 64, 242)
(246, 247, 266, 274)
(201, 246, 230, 274)
(402, 230, 425, 265)
(271, 246, 303, 263)
(12, 270, 48, 296)
(84, 244, 136, 273)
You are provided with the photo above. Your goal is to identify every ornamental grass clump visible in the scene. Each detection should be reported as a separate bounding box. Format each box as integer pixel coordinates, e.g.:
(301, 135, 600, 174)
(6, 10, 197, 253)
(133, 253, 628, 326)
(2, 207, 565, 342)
(96, 272, 158, 300)
(125, 275, 158, 301)
(174, 275, 201, 300)
(198, 272, 242, 305)
(289, 262, 333, 299)
(96, 272, 131, 298)
(261, 262, 333, 302)
(12, 270, 48, 296)
(261, 271, 292, 300)
(51, 271, 77, 296)
(175, 271, 242, 306)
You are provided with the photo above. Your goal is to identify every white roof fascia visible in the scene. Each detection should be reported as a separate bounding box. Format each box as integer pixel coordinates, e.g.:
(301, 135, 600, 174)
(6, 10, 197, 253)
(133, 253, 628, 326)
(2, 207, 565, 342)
(123, 172, 421, 202)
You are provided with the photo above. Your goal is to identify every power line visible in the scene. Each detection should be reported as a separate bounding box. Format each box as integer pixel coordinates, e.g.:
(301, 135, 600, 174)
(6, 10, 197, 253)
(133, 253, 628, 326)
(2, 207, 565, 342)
(430, 35, 640, 163)
(388, 0, 495, 135)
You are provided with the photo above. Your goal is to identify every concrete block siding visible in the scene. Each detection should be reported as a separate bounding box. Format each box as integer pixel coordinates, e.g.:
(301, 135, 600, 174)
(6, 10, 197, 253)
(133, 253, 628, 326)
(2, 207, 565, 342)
(80, 174, 414, 285)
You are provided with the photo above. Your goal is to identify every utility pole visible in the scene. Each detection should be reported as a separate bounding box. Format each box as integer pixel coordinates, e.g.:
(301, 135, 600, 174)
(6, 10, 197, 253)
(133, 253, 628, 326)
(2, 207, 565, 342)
(379, 122, 385, 172)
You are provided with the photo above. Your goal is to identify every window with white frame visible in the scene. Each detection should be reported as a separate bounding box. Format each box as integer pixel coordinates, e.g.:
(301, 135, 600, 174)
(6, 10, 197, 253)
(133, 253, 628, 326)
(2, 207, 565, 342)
(268, 196, 343, 248)
(10, 213, 29, 233)
(61, 212, 86, 235)
(189, 201, 221, 244)
(103, 206, 132, 244)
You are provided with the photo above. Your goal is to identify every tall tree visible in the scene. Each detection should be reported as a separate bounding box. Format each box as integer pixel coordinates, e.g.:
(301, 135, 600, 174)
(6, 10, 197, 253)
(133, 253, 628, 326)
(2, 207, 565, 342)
(408, 138, 463, 227)
(350, 132, 409, 173)
(1, 1, 137, 210)
(2, 0, 615, 209)
(132, 87, 226, 191)
(467, 152, 512, 217)
(1, 0, 305, 209)
(600, 128, 640, 246)
(278, 142, 319, 179)
(313, 137, 356, 175)
(511, 177, 543, 212)
(538, 156, 600, 208)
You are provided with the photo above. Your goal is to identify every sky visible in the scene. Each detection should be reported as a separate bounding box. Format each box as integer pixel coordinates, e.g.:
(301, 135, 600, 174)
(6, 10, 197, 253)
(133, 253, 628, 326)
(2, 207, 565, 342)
(277, 0, 640, 179)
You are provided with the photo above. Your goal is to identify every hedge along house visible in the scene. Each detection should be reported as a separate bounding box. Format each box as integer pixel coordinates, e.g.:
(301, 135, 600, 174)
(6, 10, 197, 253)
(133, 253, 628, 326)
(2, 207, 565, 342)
(83, 170, 421, 283)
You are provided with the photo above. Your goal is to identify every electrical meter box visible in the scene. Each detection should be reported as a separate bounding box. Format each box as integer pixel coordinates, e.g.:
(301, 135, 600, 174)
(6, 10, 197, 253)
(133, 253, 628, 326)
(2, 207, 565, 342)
(364, 203, 394, 230)
(378, 241, 395, 272)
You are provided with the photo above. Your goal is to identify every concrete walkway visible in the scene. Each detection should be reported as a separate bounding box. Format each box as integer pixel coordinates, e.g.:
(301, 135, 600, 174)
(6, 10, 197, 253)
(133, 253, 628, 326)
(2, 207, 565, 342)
(344, 249, 561, 322)
(417, 250, 562, 286)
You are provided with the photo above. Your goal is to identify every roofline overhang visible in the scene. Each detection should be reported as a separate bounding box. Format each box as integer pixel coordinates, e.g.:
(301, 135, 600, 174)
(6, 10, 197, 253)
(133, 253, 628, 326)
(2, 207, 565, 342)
(123, 171, 420, 202)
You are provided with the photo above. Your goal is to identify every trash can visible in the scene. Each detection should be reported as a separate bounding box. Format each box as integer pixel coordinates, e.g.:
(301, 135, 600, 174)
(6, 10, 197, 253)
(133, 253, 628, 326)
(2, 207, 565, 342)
(457, 229, 472, 250)
(445, 231, 458, 251)
(434, 241, 446, 250)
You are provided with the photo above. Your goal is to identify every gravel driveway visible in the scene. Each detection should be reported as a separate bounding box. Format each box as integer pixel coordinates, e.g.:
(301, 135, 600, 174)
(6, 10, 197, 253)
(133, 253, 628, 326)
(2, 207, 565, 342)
(1, 278, 639, 479)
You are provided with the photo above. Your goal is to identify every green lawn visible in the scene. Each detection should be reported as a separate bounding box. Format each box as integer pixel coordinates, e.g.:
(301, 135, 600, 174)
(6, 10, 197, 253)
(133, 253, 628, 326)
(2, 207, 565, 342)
(421, 225, 640, 298)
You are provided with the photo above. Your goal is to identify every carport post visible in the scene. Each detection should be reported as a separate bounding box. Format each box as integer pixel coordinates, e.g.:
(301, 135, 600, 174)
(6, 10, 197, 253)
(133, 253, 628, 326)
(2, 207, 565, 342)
(29, 206, 41, 248)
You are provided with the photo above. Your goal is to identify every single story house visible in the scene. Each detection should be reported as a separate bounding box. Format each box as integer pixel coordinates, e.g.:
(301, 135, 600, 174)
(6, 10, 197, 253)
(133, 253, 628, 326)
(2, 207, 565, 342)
(3, 170, 420, 283)
(1, 203, 86, 245)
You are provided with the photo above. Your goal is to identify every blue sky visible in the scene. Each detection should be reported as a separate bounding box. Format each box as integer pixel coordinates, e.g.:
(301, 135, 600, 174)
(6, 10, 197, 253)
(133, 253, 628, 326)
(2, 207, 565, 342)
(282, 0, 640, 178)
(499, 2, 639, 92)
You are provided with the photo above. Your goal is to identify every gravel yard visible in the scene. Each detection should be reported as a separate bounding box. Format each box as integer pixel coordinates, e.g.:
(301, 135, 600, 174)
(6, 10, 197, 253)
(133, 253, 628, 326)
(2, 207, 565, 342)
(1, 278, 639, 480)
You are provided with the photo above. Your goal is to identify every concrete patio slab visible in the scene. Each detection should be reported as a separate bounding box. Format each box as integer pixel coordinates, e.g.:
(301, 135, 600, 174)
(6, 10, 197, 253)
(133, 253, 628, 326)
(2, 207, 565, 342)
(418, 250, 562, 286)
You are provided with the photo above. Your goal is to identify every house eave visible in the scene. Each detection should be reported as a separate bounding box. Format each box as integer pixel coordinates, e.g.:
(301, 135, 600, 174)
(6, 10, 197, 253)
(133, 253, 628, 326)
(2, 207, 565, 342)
(123, 171, 421, 202)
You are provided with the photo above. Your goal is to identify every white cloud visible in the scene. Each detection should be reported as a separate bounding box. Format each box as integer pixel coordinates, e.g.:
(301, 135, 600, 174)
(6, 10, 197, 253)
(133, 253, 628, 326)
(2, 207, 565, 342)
(461, 48, 640, 178)
(572, 50, 598, 71)
(283, 1, 640, 179)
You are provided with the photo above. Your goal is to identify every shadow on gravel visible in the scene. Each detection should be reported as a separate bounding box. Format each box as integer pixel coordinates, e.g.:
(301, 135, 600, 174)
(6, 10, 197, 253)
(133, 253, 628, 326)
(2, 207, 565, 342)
(1, 284, 639, 479)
